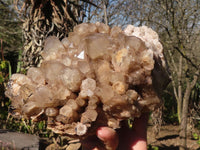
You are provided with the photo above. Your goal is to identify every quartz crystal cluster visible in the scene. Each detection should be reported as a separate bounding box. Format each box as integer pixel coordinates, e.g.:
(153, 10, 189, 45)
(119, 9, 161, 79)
(5, 22, 169, 138)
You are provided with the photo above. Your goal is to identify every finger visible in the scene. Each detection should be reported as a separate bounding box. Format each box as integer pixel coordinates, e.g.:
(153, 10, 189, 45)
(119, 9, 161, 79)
(130, 113, 148, 150)
(97, 127, 119, 150)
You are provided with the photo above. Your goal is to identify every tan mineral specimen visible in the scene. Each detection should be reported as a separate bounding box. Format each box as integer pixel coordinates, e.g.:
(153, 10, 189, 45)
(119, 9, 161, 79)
(5, 22, 169, 140)
(60, 67, 84, 92)
(45, 107, 59, 117)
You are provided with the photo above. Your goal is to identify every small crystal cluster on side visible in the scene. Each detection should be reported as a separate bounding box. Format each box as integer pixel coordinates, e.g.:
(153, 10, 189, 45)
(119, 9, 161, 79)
(5, 22, 169, 138)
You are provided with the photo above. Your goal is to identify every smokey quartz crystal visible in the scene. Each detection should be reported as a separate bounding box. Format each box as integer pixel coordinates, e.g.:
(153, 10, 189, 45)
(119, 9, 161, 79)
(5, 22, 169, 138)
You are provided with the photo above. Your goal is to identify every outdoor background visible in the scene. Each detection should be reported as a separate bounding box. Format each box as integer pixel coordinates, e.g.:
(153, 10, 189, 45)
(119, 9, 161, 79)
(0, 0, 200, 150)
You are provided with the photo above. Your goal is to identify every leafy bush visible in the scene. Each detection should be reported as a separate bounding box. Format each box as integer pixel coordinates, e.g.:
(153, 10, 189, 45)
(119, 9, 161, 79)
(0, 60, 11, 122)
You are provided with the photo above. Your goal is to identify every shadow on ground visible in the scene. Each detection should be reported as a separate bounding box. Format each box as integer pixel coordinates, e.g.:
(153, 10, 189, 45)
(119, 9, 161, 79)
(147, 125, 200, 150)
(157, 145, 179, 150)
(157, 134, 179, 141)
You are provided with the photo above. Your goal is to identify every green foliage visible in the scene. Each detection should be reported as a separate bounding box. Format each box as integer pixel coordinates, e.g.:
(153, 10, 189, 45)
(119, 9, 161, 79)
(16, 49, 23, 73)
(0, 73, 3, 83)
(0, 60, 7, 69)
(196, 121, 200, 130)
(3, 115, 51, 137)
(190, 82, 200, 106)
(148, 144, 159, 150)
(193, 133, 199, 140)
(0, 60, 11, 122)
(192, 132, 200, 146)
(162, 86, 179, 124)
(0, 60, 11, 82)
(0, 0, 22, 55)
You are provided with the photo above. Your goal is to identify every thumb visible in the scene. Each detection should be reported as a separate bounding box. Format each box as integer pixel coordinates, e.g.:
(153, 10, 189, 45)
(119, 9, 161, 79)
(97, 127, 119, 150)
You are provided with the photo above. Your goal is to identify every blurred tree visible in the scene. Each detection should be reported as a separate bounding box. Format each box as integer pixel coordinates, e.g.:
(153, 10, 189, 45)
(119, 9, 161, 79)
(84, 0, 200, 149)
(14, 0, 98, 69)
(0, 0, 22, 72)
(82, 0, 134, 27)
(138, 2, 200, 150)
(129, 1, 200, 149)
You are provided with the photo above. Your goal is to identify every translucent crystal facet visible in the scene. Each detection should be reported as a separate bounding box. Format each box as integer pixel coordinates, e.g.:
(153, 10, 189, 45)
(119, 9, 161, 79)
(5, 22, 169, 138)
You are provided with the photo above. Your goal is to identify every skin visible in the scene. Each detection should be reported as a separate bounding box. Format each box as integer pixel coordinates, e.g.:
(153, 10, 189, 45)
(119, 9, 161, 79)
(81, 113, 149, 150)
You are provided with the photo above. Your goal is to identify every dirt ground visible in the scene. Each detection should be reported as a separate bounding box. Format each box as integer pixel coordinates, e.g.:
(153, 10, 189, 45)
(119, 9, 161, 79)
(1, 125, 199, 150)
(42, 124, 200, 150)
(147, 125, 200, 150)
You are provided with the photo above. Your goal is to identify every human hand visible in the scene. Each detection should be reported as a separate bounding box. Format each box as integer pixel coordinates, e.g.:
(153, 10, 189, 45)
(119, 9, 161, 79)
(81, 113, 149, 150)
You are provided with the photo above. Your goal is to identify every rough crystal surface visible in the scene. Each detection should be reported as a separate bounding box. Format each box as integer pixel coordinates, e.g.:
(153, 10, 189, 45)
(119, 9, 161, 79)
(5, 22, 169, 139)
(61, 67, 84, 92)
